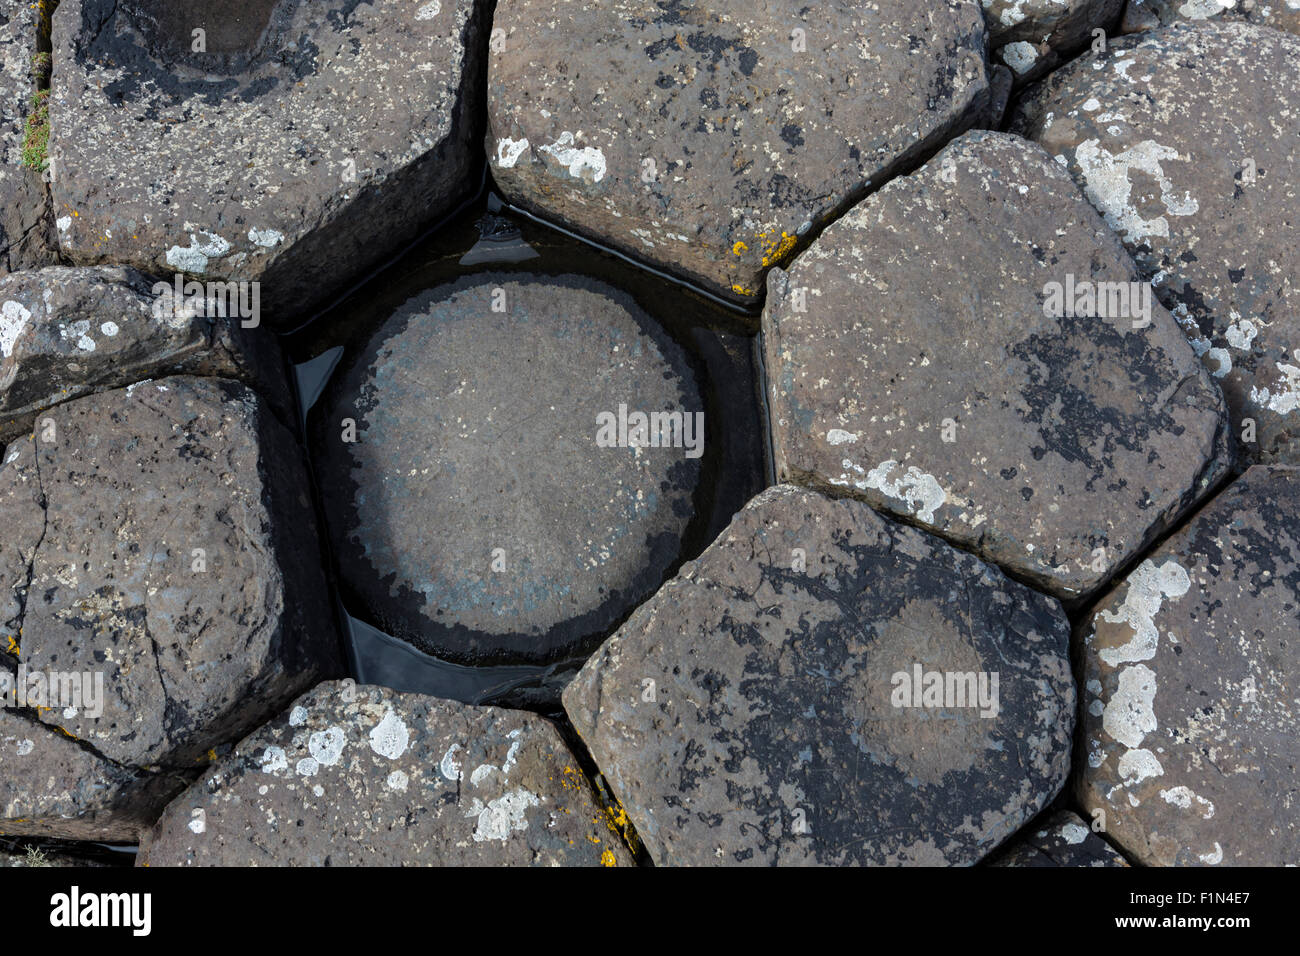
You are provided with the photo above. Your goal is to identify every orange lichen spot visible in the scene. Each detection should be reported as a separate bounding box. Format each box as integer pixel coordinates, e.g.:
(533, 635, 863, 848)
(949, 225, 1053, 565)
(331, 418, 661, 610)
(601, 848, 616, 867)
(732, 241, 748, 256)
(761, 230, 797, 267)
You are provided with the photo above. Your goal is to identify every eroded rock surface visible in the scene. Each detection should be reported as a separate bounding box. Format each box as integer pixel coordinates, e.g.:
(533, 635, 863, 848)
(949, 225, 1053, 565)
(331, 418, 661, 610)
(0, 265, 290, 442)
(989, 810, 1129, 866)
(314, 274, 702, 665)
(763, 131, 1231, 601)
(487, 0, 989, 303)
(0, 0, 54, 275)
(564, 484, 1075, 866)
(1121, 0, 1300, 34)
(1078, 465, 1300, 866)
(983, 0, 1125, 81)
(1012, 22, 1300, 463)
(49, 0, 490, 326)
(0, 376, 339, 839)
(138, 681, 634, 866)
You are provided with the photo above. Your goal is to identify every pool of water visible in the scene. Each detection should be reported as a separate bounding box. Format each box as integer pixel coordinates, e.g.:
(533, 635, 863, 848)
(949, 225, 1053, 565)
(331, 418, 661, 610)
(282, 178, 771, 710)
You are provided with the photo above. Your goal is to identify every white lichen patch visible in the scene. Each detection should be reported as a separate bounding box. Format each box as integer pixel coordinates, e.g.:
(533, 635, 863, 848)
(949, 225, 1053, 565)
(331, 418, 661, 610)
(308, 726, 346, 767)
(837, 459, 947, 524)
(496, 137, 530, 168)
(165, 232, 232, 274)
(470, 787, 540, 842)
(1102, 663, 1158, 749)
(0, 300, 32, 359)
(1060, 822, 1090, 845)
(1074, 139, 1199, 243)
(1118, 747, 1164, 785)
(368, 708, 409, 759)
(1098, 559, 1191, 666)
(826, 428, 859, 446)
(248, 227, 284, 248)
(260, 746, 288, 773)
(1250, 362, 1300, 415)
(1160, 785, 1215, 819)
(538, 132, 607, 183)
(1001, 41, 1039, 75)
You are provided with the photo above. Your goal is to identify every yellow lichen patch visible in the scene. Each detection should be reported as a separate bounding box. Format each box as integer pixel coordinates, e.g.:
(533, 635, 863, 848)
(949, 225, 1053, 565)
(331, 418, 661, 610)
(601, 848, 616, 867)
(732, 241, 748, 256)
(760, 230, 797, 267)
(5, 635, 19, 656)
(732, 284, 756, 296)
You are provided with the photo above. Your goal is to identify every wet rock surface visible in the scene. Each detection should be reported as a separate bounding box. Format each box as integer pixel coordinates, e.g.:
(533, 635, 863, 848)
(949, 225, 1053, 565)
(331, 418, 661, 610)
(486, 0, 990, 303)
(315, 274, 702, 666)
(139, 680, 634, 866)
(988, 810, 1129, 866)
(764, 131, 1231, 601)
(1012, 22, 1300, 464)
(0, 376, 339, 837)
(48, 0, 490, 326)
(0, 0, 55, 275)
(1077, 464, 1300, 866)
(0, 265, 290, 442)
(982, 0, 1125, 81)
(564, 484, 1076, 866)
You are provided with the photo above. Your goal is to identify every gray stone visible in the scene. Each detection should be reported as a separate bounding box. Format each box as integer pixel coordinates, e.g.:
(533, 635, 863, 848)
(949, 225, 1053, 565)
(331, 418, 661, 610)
(1011, 22, 1300, 464)
(137, 680, 635, 866)
(1121, 0, 1300, 35)
(989, 810, 1129, 866)
(1077, 464, 1300, 866)
(763, 131, 1231, 601)
(314, 274, 702, 666)
(982, 0, 1126, 82)
(0, 0, 55, 275)
(563, 484, 1076, 866)
(0, 376, 339, 839)
(486, 0, 990, 304)
(0, 712, 185, 841)
(0, 265, 291, 442)
(48, 0, 490, 326)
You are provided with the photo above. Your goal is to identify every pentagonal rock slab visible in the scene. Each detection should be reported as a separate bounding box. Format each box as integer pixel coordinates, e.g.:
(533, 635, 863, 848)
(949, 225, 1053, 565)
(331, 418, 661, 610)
(0, 265, 291, 442)
(487, 0, 989, 303)
(0, 0, 55, 275)
(49, 0, 490, 326)
(563, 484, 1075, 866)
(0, 376, 339, 838)
(138, 681, 634, 866)
(1011, 22, 1300, 463)
(982, 0, 1125, 81)
(1078, 465, 1300, 866)
(763, 131, 1231, 601)
(989, 810, 1129, 866)
(314, 274, 702, 665)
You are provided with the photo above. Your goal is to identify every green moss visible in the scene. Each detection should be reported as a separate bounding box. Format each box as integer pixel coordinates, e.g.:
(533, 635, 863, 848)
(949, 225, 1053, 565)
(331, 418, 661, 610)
(20, 53, 53, 173)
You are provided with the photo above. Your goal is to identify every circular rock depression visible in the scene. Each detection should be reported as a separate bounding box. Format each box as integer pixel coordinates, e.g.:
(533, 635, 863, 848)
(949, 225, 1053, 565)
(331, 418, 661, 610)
(315, 273, 704, 665)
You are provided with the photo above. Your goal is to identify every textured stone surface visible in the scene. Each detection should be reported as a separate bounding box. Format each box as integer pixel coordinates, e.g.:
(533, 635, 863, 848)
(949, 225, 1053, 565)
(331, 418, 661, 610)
(982, 0, 1125, 81)
(0, 712, 184, 841)
(763, 131, 1231, 601)
(1078, 465, 1300, 866)
(1121, 0, 1300, 35)
(0, 265, 291, 442)
(989, 810, 1129, 866)
(49, 0, 490, 326)
(487, 0, 989, 303)
(0, 376, 339, 838)
(138, 681, 634, 866)
(0, 0, 54, 275)
(564, 484, 1075, 866)
(1012, 22, 1300, 464)
(314, 274, 702, 666)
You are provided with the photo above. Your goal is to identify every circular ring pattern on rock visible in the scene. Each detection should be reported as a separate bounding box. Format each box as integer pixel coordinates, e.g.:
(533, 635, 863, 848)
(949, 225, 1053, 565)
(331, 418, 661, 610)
(315, 273, 704, 665)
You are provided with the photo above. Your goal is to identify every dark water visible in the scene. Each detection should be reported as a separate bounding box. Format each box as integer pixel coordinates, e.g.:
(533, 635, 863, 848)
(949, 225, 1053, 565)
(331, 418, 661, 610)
(283, 183, 771, 710)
